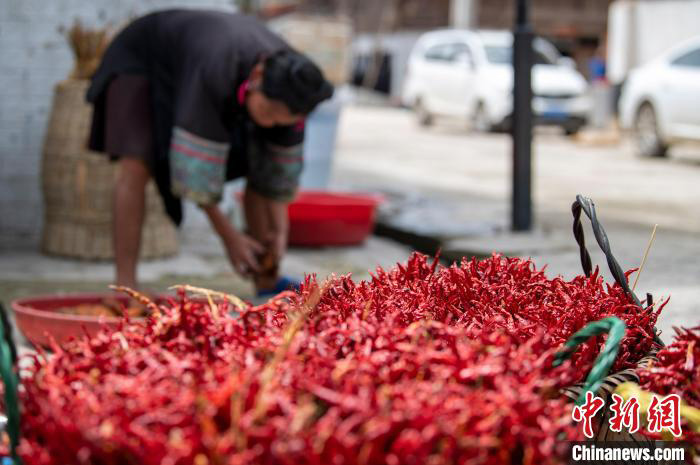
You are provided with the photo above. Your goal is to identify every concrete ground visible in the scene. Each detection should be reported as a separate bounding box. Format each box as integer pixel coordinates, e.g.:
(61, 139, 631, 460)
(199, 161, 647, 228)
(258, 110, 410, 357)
(0, 234, 412, 308)
(1, 102, 698, 346)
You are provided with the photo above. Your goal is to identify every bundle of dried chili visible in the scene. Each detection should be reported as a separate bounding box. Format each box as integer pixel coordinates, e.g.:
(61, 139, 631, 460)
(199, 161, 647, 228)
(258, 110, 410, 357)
(639, 326, 699, 408)
(14, 308, 581, 464)
(6, 253, 666, 465)
(637, 325, 700, 452)
(293, 253, 664, 377)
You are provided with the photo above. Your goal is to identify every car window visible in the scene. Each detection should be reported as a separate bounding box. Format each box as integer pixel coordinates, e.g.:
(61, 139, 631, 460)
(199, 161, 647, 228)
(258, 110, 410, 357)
(444, 43, 474, 65)
(484, 44, 556, 65)
(424, 42, 473, 64)
(484, 45, 510, 64)
(534, 38, 562, 64)
(424, 44, 448, 61)
(670, 48, 700, 68)
(533, 49, 555, 65)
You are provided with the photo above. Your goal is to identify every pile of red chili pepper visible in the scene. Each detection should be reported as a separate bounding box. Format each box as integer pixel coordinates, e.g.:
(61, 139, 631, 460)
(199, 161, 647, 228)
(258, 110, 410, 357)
(9, 253, 665, 465)
(639, 325, 699, 408)
(638, 325, 700, 448)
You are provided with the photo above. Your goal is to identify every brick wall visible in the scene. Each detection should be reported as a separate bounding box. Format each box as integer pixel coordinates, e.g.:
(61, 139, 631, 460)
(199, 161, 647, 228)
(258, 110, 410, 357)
(0, 0, 235, 250)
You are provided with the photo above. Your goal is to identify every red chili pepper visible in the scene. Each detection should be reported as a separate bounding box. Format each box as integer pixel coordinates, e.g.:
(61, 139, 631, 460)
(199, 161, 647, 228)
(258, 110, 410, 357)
(6, 253, 667, 464)
(636, 325, 699, 453)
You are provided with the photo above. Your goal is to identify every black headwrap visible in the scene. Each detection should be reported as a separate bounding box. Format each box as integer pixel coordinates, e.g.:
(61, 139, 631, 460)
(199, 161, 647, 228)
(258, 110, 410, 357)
(262, 50, 334, 115)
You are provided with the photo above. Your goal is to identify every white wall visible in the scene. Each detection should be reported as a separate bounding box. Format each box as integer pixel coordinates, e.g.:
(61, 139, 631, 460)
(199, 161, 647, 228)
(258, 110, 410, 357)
(0, 0, 236, 250)
(607, 0, 700, 84)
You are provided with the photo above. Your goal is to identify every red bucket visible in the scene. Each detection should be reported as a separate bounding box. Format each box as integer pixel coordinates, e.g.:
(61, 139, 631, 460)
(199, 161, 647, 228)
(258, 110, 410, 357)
(11, 293, 152, 348)
(237, 190, 383, 246)
(287, 191, 382, 246)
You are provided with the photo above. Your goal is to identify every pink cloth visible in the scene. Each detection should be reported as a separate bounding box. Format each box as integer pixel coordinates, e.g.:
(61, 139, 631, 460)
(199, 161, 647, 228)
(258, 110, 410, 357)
(237, 79, 249, 106)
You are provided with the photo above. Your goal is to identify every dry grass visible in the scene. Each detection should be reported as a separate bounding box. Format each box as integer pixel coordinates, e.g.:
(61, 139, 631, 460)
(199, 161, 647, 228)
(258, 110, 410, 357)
(66, 20, 111, 79)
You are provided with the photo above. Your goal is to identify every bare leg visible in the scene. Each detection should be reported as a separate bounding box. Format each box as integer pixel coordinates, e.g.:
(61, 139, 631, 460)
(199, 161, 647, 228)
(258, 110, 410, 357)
(243, 188, 272, 244)
(113, 158, 150, 289)
(243, 188, 277, 291)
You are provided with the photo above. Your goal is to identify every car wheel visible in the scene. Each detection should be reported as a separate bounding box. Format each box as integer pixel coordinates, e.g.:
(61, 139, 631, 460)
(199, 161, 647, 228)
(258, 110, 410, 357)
(472, 102, 493, 132)
(634, 103, 668, 158)
(415, 97, 433, 127)
(564, 124, 582, 136)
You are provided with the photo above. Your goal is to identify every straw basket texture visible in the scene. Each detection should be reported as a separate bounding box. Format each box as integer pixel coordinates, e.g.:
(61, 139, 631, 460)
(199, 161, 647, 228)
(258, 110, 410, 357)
(560, 196, 664, 451)
(41, 79, 178, 260)
(562, 350, 659, 445)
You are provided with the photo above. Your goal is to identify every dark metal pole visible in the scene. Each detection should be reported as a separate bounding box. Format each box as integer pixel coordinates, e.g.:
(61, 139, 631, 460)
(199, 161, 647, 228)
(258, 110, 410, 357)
(512, 0, 534, 231)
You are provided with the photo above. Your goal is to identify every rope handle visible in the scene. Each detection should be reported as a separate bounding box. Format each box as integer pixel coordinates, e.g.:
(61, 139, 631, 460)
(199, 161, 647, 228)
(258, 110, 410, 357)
(572, 195, 643, 307)
(553, 316, 626, 406)
(0, 304, 21, 464)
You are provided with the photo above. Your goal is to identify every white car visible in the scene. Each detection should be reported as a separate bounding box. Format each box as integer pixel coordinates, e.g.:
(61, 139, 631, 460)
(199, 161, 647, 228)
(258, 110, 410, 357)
(402, 29, 590, 134)
(619, 36, 700, 158)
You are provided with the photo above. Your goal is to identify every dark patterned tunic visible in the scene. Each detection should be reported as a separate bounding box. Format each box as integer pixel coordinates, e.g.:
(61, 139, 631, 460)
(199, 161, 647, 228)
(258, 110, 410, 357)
(87, 9, 304, 225)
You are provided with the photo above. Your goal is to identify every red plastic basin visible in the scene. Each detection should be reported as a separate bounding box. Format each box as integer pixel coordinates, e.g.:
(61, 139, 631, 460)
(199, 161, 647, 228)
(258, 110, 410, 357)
(287, 191, 383, 246)
(11, 293, 151, 348)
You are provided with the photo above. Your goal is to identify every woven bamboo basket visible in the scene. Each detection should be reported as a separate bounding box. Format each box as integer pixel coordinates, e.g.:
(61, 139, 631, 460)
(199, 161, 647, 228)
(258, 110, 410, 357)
(41, 79, 178, 260)
(562, 349, 659, 444)
(558, 196, 664, 448)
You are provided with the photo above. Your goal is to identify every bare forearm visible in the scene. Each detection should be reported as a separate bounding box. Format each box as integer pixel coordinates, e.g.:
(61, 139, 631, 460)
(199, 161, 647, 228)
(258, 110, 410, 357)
(201, 202, 263, 275)
(201, 203, 236, 240)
